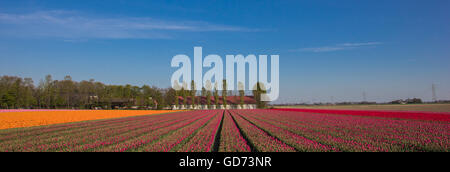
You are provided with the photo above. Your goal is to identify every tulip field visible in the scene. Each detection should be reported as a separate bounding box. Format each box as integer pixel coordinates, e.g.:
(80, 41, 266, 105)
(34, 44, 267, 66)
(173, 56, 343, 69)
(0, 109, 449, 152)
(0, 109, 178, 129)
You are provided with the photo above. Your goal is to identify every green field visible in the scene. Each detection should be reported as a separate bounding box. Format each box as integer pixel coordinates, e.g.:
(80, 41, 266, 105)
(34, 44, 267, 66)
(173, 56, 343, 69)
(274, 104, 450, 112)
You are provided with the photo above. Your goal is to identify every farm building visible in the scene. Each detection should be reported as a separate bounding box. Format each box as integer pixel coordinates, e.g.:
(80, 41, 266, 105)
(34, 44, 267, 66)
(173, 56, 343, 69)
(172, 96, 257, 110)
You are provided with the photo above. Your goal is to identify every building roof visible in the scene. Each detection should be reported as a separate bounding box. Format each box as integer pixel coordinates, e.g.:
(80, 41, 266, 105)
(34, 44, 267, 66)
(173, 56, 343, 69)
(177, 96, 256, 105)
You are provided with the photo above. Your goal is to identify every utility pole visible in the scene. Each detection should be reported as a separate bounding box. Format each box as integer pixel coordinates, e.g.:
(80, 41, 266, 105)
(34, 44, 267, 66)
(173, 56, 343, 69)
(432, 84, 437, 102)
(362, 91, 367, 102)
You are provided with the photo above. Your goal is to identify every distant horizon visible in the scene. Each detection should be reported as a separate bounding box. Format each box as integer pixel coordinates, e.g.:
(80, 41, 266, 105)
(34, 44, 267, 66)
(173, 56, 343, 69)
(2, 74, 447, 105)
(1, 0, 449, 103)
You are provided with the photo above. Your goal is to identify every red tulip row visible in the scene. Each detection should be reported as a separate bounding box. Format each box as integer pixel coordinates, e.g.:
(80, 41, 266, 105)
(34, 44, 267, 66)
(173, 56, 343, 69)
(96, 111, 214, 152)
(1, 116, 168, 151)
(0, 111, 206, 152)
(140, 110, 218, 152)
(275, 110, 447, 151)
(0, 114, 160, 141)
(176, 110, 224, 152)
(1, 109, 447, 152)
(238, 110, 382, 151)
(274, 108, 450, 122)
(231, 110, 336, 152)
(237, 109, 449, 152)
(218, 111, 251, 152)
(229, 110, 296, 152)
(77, 112, 210, 152)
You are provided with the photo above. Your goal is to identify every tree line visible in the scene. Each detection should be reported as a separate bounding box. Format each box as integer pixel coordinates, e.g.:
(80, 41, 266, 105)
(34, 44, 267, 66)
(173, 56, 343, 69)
(0, 75, 266, 109)
(0, 75, 176, 109)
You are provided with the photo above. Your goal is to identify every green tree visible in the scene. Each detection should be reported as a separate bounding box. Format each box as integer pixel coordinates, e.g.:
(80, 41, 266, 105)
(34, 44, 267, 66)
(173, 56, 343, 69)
(174, 90, 179, 106)
(1, 90, 16, 109)
(190, 80, 196, 106)
(165, 88, 176, 106)
(62, 75, 75, 108)
(43, 75, 55, 108)
(0, 74, 198, 110)
(222, 80, 227, 106)
(181, 88, 187, 106)
(181, 82, 188, 106)
(253, 82, 267, 109)
(13, 78, 22, 108)
(23, 78, 36, 108)
(213, 83, 219, 107)
(204, 80, 212, 107)
(201, 87, 206, 97)
(238, 82, 245, 106)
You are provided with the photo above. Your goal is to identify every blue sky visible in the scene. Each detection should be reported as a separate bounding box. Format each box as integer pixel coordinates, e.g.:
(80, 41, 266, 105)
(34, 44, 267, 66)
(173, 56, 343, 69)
(0, 0, 449, 103)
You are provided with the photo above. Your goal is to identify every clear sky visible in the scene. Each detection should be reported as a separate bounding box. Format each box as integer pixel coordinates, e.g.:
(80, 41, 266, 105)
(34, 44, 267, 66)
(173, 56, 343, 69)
(0, 0, 449, 103)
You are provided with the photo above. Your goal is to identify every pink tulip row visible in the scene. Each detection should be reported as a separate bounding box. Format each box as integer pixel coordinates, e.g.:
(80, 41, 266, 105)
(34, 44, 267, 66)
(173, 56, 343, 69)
(177, 110, 224, 152)
(72, 112, 206, 152)
(266, 110, 448, 151)
(139, 110, 218, 152)
(0, 110, 220, 152)
(229, 110, 296, 152)
(95, 111, 214, 152)
(218, 112, 251, 152)
(239, 109, 449, 152)
(274, 108, 450, 122)
(0, 115, 166, 151)
(1, 109, 447, 152)
(0, 113, 160, 141)
(240, 110, 382, 152)
(0, 111, 203, 152)
(231, 110, 337, 152)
